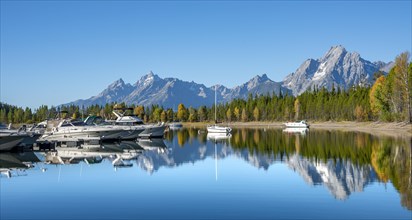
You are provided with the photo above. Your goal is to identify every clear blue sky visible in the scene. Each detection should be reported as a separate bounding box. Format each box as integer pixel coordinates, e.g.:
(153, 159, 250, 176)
(1, 1, 411, 109)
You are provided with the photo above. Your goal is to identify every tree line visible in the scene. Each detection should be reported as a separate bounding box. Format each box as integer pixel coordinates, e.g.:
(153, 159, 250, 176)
(1, 52, 410, 125)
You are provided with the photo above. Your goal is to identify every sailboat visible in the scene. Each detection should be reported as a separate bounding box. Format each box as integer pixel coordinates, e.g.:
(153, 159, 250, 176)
(207, 85, 232, 133)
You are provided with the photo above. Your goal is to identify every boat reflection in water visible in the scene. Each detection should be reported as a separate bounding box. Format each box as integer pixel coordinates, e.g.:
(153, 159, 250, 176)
(0, 152, 41, 178)
(206, 132, 232, 141)
(282, 127, 309, 135)
(44, 141, 148, 168)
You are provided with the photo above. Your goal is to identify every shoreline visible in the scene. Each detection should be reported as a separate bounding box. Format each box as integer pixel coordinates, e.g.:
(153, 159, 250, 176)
(182, 121, 412, 138)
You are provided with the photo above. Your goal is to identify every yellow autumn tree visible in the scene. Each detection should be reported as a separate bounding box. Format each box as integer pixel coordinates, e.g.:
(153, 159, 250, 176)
(134, 106, 145, 119)
(226, 108, 232, 122)
(177, 103, 188, 121)
(233, 107, 240, 121)
(253, 107, 260, 121)
(369, 76, 387, 119)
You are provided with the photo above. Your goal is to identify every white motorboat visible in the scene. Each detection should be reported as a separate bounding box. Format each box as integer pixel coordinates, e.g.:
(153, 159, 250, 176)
(85, 115, 145, 140)
(207, 85, 232, 134)
(0, 124, 42, 151)
(284, 120, 310, 128)
(41, 119, 125, 142)
(169, 122, 183, 130)
(88, 109, 167, 139)
(27, 120, 48, 134)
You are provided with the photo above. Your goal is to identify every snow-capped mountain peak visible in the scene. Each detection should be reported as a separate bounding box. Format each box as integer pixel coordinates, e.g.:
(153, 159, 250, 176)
(283, 45, 388, 95)
(323, 45, 347, 61)
(136, 71, 160, 87)
(108, 78, 126, 89)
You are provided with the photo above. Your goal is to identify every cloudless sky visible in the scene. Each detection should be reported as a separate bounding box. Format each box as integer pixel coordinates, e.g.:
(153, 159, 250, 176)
(1, 0, 411, 109)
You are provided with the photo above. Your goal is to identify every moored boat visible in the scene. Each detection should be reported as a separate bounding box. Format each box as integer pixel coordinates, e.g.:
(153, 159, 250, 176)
(0, 124, 42, 151)
(95, 109, 167, 139)
(207, 125, 232, 133)
(169, 122, 183, 129)
(284, 120, 310, 128)
(40, 119, 125, 142)
(207, 85, 232, 134)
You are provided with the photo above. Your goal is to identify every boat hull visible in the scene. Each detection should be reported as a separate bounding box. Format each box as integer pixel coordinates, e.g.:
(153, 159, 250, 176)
(283, 121, 310, 128)
(207, 125, 232, 133)
(41, 129, 124, 142)
(284, 124, 310, 128)
(119, 129, 144, 140)
(0, 135, 25, 151)
(169, 123, 183, 130)
(138, 125, 166, 138)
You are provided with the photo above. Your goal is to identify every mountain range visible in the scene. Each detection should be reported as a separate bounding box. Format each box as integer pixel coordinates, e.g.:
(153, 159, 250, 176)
(64, 45, 393, 108)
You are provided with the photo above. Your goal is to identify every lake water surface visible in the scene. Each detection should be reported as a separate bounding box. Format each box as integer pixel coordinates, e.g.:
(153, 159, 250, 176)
(1, 128, 411, 219)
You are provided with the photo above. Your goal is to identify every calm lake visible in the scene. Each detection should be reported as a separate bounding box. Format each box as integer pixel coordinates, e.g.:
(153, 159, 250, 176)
(1, 128, 411, 220)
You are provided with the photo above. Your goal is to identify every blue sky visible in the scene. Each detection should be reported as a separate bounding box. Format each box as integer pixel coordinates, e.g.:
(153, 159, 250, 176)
(1, 1, 411, 109)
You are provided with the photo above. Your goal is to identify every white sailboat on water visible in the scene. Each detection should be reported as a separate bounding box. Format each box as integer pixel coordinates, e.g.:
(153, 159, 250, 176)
(207, 85, 232, 133)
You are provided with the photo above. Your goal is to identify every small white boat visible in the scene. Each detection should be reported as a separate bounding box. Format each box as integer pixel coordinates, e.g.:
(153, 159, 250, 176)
(284, 120, 310, 128)
(207, 125, 232, 133)
(169, 122, 183, 130)
(207, 85, 232, 134)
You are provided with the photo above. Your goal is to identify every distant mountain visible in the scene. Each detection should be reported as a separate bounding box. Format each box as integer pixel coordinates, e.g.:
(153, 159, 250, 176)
(64, 45, 393, 107)
(68, 78, 134, 107)
(64, 71, 290, 108)
(222, 74, 288, 100)
(283, 45, 392, 95)
(122, 72, 215, 108)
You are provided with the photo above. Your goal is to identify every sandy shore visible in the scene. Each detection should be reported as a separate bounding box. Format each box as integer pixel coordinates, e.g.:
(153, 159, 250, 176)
(182, 121, 411, 138)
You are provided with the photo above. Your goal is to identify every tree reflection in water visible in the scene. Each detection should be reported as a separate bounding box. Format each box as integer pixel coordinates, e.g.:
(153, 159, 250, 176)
(167, 127, 411, 210)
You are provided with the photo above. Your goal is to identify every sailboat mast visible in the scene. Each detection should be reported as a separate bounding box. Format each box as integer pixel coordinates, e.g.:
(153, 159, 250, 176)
(215, 85, 217, 123)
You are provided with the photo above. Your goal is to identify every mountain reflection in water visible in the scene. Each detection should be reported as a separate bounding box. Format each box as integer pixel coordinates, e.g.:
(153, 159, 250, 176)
(1, 128, 411, 215)
(164, 128, 411, 210)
